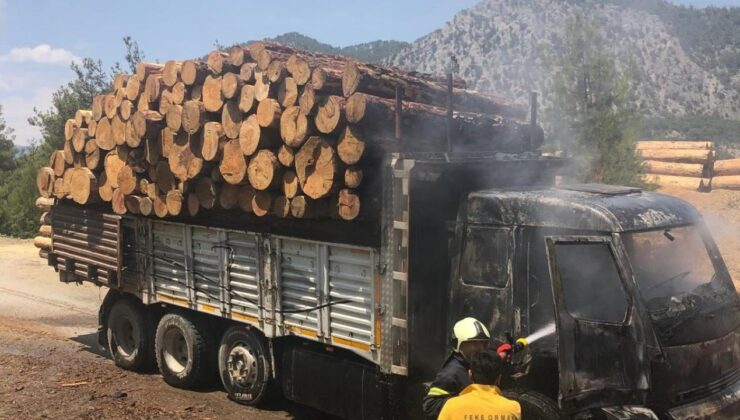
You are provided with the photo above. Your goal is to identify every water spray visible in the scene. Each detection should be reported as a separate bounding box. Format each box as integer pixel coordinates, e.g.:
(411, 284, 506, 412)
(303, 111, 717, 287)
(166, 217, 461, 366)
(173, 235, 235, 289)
(500, 322, 557, 357)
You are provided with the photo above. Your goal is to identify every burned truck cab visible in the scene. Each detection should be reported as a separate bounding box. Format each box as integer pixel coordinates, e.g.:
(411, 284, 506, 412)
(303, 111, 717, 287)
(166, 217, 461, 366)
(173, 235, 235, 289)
(448, 183, 740, 418)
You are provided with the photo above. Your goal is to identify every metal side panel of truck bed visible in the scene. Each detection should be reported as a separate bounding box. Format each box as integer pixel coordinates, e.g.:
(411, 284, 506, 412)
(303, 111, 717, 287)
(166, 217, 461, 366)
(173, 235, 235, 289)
(132, 218, 382, 364)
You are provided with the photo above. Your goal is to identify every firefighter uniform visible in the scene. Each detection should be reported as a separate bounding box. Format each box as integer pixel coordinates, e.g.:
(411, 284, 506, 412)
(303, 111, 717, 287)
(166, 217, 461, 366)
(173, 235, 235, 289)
(422, 352, 471, 419)
(437, 384, 521, 420)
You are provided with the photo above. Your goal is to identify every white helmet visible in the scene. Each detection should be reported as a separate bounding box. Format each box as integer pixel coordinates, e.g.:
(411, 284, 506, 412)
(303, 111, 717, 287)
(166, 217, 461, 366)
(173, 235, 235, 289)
(452, 317, 491, 352)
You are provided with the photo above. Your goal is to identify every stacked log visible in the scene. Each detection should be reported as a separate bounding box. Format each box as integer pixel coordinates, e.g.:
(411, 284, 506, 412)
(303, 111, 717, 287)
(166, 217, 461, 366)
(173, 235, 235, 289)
(710, 158, 740, 191)
(638, 140, 714, 191)
(35, 41, 534, 222)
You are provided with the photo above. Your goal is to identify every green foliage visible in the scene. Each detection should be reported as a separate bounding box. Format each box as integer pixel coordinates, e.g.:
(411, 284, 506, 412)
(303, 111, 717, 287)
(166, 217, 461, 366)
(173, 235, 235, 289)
(544, 13, 643, 186)
(0, 38, 141, 237)
(0, 105, 16, 172)
(265, 32, 409, 63)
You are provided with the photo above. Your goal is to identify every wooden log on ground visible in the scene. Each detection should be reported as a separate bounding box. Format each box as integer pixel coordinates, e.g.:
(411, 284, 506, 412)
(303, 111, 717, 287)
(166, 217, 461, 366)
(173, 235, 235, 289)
(336, 188, 361, 220)
(203, 75, 224, 112)
(36, 167, 55, 198)
(280, 106, 310, 147)
(222, 100, 242, 139)
(33, 236, 52, 250)
(636, 140, 713, 150)
(342, 60, 526, 119)
(70, 167, 98, 204)
(642, 174, 709, 191)
(195, 177, 218, 209)
(638, 149, 714, 164)
(219, 139, 247, 184)
(248, 149, 281, 190)
(295, 136, 336, 199)
(166, 189, 183, 215)
(181, 60, 207, 86)
(202, 122, 225, 161)
(711, 175, 740, 191)
(219, 184, 240, 210)
(713, 159, 740, 177)
(642, 160, 704, 178)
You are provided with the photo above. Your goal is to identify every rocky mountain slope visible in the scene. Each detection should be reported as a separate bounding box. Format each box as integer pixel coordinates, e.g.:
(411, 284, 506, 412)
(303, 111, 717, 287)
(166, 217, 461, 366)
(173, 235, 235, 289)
(385, 0, 740, 120)
(266, 32, 408, 63)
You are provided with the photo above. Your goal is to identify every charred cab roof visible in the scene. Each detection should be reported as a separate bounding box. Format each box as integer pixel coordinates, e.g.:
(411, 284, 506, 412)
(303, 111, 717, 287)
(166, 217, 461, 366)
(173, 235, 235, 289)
(466, 183, 702, 232)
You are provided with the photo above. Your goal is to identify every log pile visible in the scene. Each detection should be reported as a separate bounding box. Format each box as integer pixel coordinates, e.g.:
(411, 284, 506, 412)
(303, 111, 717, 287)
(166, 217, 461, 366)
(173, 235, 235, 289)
(637, 140, 714, 191)
(35, 41, 534, 223)
(710, 158, 740, 191)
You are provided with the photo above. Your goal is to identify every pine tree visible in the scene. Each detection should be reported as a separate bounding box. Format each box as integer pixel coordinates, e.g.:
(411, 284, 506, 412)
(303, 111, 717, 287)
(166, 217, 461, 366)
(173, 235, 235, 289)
(545, 13, 643, 186)
(0, 105, 16, 172)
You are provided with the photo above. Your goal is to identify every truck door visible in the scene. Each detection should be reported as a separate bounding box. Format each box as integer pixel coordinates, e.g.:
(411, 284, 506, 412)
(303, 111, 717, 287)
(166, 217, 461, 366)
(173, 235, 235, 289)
(545, 235, 649, 411)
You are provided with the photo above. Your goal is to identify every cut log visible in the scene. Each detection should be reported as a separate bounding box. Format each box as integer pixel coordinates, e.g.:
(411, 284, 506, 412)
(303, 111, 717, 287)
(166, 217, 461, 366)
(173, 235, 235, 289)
(181, 100, 206, 134)
(161, 126, 175, 159)
(145, 137, 161, 165)
(228, 45, 248, 67)
(298, 86, 316, 115)
(713, 159, 740, 177)
(153, 194, 169, 218)
(64, 119, 78, 141)
(191, 84, 203, 101)
(36, 167, 55, 198)
(98, 172, 113, 202)
(92, 96, 104, 121)
(111, 189, 127, 214)
(72, 127, 88, 152)
(119, 99, 134, 121)
(50, 150, 67, 177)
(337, 126, 365, 165)
(248, 149, 281, 190)
(254, 71, 270, 102)
(87, 120, 97, 137)
(218, 184, 240, 210)
(203, 75, 224, 112)
(131, 110, 164, 139)
(290, 195, 328, 219)
(248, 42, 272, 71)
(237, 185, 255, 213)
(162, 60, 182, 87)
(40, 212, 51, 225)
(171, 81, 186, 104)
(280, 105, 310, 147)
(104, 152, 126, 189)
(282, 171, 300, 198)
(202, 122, 225, 161)
(126, 147, 147, 174)
(33, 236, 52, 251)
(278, 145, 295, 167)
(221, 73, 244, 100)
(272, 195, 291, 218)
(711, 175, 740, 191)
(287, 54, 311, 86)
(104, 94, 118, 119)
(256, 98, 281, 128)
(277, 77, 298, 107)
(251, 190, 273, 217)
(195, 177, 218, 209)
(344, 166, 363, 188)
(342, 60, 526, 119)
(35, 197, 55, 211)
(207, 50, 234, 75)
(336, 188, 360, 220)
(295, 136, 336, 199)
(156, 161, 177, 194)
(113, 74, 130, 91)
(52, 177, 66, 198)
(221, 100, 242, 139)
(266, 60, 286, 83)
(642, 174, 709, 191)
(117, 165, 139, 195)
(110, 116, 126, 146)
(315, 96, 344, 134)
(166, 189, 184, 216)
(219, 139, 248, 184)
(181, 60, 207, 86)
(238, 84, 256, 113)
(187, 192, 200, 216)
(70, 167, 98, 204)
(636, 140, 713, 150)
(84, 139, 103, 169)
(166, 103, 183, 131)
(63, 140, 75, 165)
(95, 118, 114, 150)
(240, 63, 257, 83)
(238, 114, 262, 156)
(125, 76, 143, 101)
(144, 74, 165, 103)
(125, 195, 153, 216)
(136, 62, 165, 80)
(75, 110, 93, 128)
(642, 160, 704, 178)
(169, 133, 203, 181)
(62, 169, 74, 197)
(638, 149, 713, 164)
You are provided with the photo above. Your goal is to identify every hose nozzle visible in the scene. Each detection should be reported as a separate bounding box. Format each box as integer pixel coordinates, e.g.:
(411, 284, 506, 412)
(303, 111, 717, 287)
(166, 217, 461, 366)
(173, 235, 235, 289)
(512, 337, 529, 353)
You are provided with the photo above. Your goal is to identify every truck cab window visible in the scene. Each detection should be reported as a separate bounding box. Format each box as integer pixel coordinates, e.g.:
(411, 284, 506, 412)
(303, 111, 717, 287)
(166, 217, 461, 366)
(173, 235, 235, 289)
(554, 242, 628, 323)
(460, 226, 511, 288)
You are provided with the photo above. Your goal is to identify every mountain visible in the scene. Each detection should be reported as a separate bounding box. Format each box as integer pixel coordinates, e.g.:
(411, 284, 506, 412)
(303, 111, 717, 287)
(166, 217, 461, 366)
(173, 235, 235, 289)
(385, 0, 740, 141)
(265, 32, 409, 64)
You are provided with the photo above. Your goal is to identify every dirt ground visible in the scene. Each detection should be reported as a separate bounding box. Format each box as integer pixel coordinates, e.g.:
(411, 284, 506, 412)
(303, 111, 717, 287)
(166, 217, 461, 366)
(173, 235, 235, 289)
(657, 186, 740, 292)
(0, 236, 324, 420)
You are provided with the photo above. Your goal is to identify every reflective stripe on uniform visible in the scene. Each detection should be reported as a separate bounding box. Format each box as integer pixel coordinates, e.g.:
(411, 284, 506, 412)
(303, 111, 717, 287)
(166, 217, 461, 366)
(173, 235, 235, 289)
(426, 386, 451, 397)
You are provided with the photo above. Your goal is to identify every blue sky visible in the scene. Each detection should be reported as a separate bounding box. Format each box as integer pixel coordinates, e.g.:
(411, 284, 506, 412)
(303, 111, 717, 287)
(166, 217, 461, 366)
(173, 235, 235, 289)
(0, 0, 738, 145)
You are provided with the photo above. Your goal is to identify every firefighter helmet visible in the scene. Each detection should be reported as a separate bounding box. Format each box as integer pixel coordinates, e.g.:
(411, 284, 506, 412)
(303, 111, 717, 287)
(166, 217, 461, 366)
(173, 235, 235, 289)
(452, 317, 491, 352)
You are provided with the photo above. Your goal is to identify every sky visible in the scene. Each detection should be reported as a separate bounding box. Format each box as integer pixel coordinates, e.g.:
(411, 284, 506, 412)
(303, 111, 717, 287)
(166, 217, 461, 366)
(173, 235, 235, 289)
(0, 0, 738, 146)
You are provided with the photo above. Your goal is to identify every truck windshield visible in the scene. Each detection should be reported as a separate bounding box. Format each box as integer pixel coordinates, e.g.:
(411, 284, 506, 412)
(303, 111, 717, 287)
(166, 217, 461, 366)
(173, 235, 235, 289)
(624, 225, 740, 346)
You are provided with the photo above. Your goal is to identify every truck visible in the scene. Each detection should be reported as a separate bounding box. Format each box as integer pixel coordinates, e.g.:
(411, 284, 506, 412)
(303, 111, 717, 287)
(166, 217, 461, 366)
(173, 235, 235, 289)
(41, 144, 740, 419)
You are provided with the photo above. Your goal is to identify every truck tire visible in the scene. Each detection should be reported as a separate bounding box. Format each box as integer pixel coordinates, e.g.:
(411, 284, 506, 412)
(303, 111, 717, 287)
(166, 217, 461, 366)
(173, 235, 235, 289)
(106, 298, 155, 372)
(155, 312, 214, 389)
(503, 390, 565, 420)
(218, 326, 275, 405)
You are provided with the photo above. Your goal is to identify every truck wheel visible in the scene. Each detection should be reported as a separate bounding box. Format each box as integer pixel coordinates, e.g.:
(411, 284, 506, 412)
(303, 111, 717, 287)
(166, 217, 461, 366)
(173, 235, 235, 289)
(155, 312, 214, 389)
(218, 326, 275, 405)
(503, 390, 565, 420)
(106, 298, 154, 372)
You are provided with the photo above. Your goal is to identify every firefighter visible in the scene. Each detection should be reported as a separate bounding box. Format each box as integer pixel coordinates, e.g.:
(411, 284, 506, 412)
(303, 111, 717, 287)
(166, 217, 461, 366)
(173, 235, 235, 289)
(421, 317, 492, 419)
(437, 349, 521, 420)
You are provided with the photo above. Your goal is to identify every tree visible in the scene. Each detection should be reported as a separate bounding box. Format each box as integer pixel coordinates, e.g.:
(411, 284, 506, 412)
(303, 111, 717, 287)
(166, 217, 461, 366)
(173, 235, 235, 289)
(544, 14, 643, 186)
(0, 105, 16, 171)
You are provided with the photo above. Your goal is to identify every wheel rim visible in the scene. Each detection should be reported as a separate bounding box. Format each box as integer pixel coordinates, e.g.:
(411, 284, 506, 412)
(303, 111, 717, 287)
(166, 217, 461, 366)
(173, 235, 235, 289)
(227, 343, 258, 388)
(113, 316, 138, 357)
(163, 327, 189, 374)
